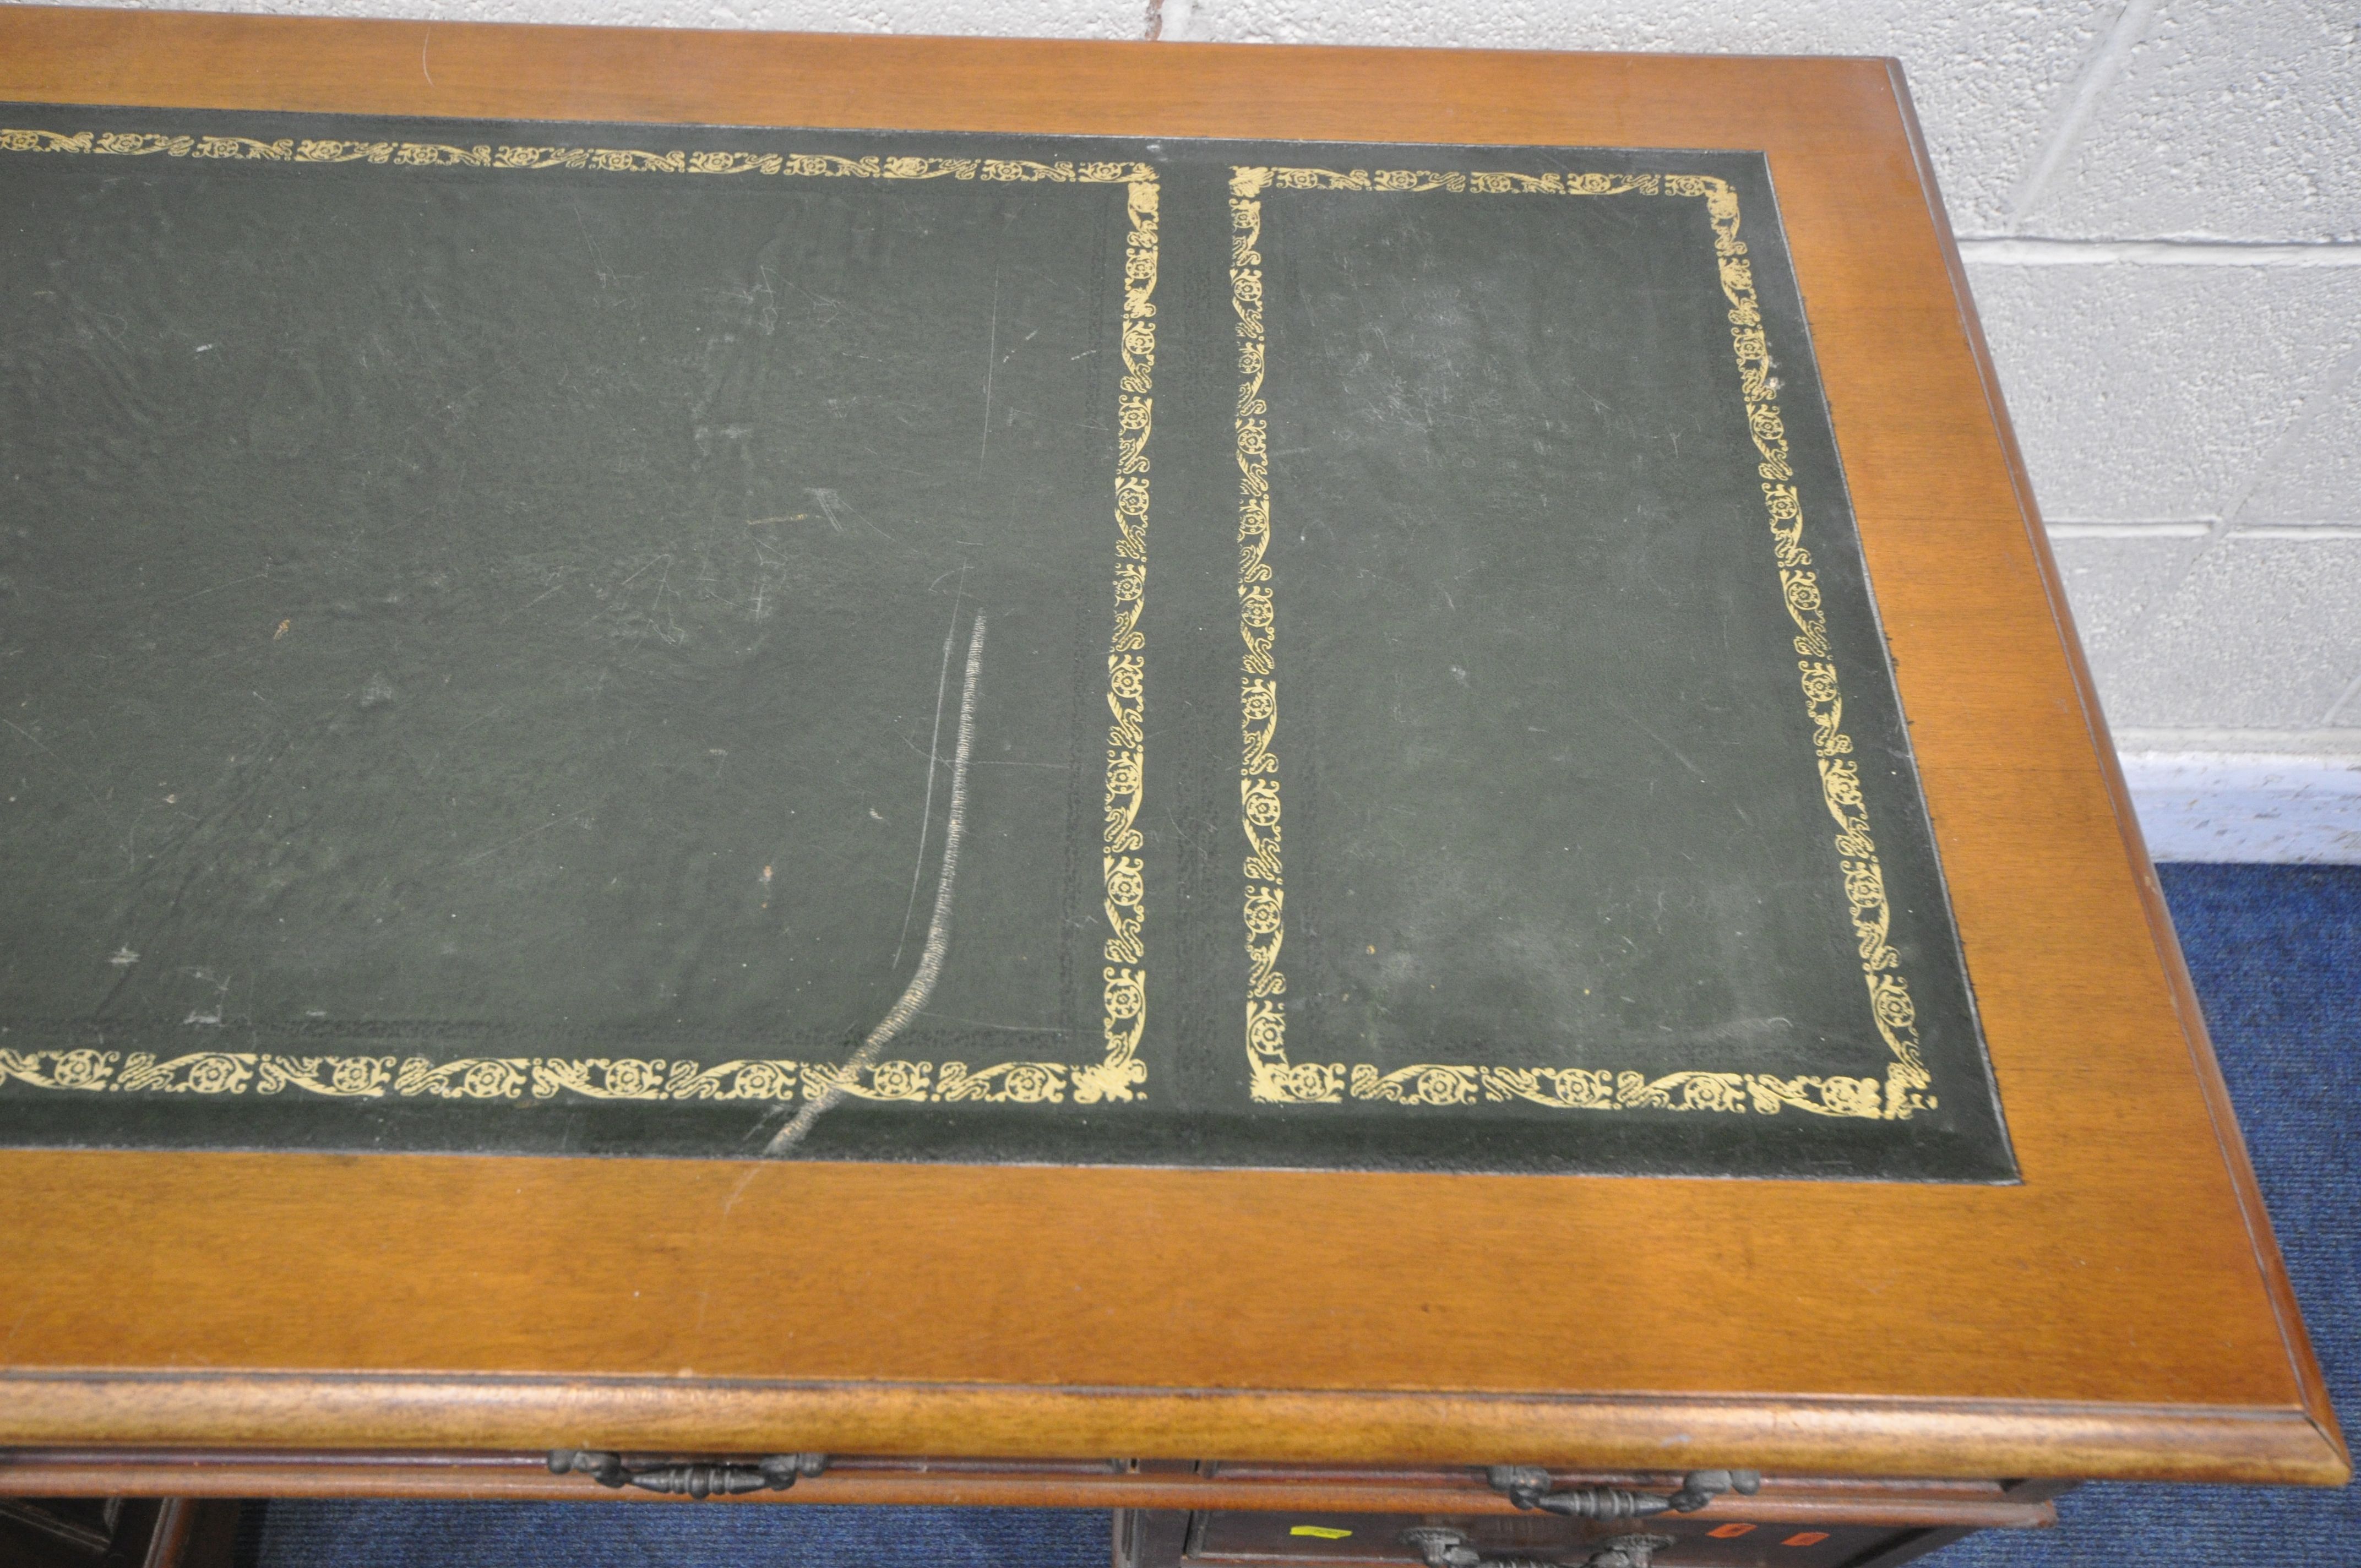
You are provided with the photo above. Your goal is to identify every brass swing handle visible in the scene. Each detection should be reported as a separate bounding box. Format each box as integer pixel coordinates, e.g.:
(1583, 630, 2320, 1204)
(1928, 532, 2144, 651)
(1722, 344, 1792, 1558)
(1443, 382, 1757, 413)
(548, 1449, 829, 1498)
(1486, 1465, 1761, 1520)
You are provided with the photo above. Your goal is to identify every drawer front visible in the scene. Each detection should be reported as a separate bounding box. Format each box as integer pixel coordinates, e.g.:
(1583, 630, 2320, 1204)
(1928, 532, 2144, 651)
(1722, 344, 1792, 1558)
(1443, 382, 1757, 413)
(1185, 1510, 1892, 1568)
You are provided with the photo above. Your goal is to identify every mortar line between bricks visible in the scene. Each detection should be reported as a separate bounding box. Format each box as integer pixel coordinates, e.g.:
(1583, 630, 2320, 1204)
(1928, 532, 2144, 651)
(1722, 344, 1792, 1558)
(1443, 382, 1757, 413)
(1960, 238, 2361, 267)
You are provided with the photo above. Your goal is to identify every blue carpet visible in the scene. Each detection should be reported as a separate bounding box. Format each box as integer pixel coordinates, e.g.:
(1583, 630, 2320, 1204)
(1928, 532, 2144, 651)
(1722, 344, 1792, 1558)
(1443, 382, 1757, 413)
(245, 864, 2354, 1568)
(241, 1502, 1111, 1567)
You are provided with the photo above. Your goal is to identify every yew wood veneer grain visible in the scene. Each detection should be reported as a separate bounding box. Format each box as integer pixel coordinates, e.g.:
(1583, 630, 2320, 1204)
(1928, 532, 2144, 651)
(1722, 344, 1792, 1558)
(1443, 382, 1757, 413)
(0, 6, 2344, 1486)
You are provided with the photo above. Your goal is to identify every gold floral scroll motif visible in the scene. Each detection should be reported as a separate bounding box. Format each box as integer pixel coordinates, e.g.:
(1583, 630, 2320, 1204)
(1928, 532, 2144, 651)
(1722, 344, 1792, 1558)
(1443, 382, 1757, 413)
(1231, 165, 1933, 1121)
(0, 124, 1162, 1115)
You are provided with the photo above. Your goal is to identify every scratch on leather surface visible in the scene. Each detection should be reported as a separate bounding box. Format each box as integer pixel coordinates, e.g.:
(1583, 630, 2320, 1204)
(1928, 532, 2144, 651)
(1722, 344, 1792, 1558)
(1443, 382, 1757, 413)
(767, 612, 985, 1157)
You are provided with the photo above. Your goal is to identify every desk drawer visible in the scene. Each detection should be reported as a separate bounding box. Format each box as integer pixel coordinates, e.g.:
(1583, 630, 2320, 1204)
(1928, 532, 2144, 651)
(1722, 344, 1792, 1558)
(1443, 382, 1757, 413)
(1179, 1510, 1892, 1568)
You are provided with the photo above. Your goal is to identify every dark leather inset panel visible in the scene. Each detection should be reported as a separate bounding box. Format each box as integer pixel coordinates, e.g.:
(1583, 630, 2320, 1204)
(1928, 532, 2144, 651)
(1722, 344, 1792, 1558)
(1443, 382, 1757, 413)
(0, 108, 2011, 1178)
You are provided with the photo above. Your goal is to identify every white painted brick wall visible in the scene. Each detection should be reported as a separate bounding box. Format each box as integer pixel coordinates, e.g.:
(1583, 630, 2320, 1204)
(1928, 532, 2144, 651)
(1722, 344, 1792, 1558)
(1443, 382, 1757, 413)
(25, 0, 2361, 855)
(1966, 263, 2361, 524)
(2102, 536, 2361, 728)
(2027, 0, 2360, 242)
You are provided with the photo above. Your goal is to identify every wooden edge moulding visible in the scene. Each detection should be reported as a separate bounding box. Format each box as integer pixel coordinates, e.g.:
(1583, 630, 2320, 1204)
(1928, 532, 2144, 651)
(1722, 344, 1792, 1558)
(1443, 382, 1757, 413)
(0, 3, 2344, 1506)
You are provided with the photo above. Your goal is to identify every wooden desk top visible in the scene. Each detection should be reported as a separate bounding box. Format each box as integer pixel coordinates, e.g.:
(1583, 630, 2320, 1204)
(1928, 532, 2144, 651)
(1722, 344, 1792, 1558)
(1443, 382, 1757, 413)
(0, 4, 2346, 1488)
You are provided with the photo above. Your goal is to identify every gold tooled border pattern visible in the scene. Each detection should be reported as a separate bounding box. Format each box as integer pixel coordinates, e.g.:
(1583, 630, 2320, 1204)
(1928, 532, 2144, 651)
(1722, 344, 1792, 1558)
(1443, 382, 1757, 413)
(0, 126, 1157, 1109)
(1230, 165, 1935, 1122)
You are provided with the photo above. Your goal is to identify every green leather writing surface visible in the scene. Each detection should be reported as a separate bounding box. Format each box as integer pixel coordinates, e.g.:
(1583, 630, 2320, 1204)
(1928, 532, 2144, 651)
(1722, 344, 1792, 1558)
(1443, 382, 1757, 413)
(0, 108, 2013, 1179)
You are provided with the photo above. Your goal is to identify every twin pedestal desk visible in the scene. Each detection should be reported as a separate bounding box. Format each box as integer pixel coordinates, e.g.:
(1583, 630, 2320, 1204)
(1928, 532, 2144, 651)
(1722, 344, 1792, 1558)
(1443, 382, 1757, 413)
(0, 10, 2344, 1567)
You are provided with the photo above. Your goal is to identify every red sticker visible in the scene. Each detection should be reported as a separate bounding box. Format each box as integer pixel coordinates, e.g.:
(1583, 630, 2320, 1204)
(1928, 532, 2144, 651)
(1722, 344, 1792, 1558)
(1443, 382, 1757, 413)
(1781, 1532, 1830, 1547)
(1707, 1523, 1756, 1538)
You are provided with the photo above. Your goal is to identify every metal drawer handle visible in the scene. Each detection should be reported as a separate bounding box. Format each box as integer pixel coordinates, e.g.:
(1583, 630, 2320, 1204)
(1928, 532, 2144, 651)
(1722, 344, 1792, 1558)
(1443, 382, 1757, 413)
(547, 1449, 829, 1498)
(1406, 1527, 1675, 1568)
(1487, 1466, 1760, 1520)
